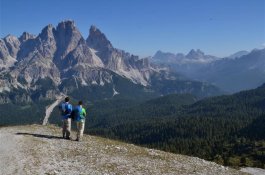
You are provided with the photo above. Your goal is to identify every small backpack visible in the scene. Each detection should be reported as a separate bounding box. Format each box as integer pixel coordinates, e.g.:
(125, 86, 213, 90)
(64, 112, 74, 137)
(75, 106, 83, 121)
(60, 103, 72, 116)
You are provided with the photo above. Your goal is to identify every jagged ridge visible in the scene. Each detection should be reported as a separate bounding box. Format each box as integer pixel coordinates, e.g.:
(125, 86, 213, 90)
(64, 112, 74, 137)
(0, 20, 222, 103)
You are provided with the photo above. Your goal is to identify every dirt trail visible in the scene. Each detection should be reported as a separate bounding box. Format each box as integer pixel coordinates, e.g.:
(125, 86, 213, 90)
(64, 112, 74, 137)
(0, 128, 25, 174)
(42, 95, 65, 125)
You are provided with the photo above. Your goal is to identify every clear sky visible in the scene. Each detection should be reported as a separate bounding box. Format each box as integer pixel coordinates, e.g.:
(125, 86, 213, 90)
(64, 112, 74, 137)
(0, 0, 264, 57)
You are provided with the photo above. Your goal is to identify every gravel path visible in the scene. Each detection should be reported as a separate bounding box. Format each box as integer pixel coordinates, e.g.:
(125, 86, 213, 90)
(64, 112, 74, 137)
(0, 128, 25, 174)
(0, 125, 249, 175)
(42, 95, 65, 125)
(240, 167, 265, 175)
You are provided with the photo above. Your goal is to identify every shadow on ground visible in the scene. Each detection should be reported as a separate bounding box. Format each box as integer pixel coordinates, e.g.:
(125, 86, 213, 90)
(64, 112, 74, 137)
(16, 132, 63, 140)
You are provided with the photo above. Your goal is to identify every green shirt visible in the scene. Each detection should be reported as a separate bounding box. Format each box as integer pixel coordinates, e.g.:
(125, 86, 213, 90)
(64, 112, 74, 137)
(75, 106, 87, 122)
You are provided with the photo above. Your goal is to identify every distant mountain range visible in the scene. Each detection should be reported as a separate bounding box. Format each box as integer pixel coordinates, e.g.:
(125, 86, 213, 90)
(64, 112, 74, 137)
(152, 49, 264, 92)
(153, 49, 220, 64)
(0, 20, 222, 104)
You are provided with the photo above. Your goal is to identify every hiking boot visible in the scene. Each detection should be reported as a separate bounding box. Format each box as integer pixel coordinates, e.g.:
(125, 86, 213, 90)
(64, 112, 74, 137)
(65, 136, 71, 140)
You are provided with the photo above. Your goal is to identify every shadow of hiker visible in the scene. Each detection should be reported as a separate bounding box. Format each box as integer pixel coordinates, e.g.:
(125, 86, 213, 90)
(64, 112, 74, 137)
(16, 132, 63, 140)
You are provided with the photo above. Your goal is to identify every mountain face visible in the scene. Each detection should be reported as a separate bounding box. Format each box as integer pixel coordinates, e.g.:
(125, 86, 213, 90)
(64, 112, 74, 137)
(0, 36, 18, 70)
(152, 49, 265, 93)
(87, 25, 153, 86)
(0, 20, 222, 103)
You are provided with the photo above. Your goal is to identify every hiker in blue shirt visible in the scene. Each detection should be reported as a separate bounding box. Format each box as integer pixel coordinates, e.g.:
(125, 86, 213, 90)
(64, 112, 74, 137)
(59, 97, 73, 139)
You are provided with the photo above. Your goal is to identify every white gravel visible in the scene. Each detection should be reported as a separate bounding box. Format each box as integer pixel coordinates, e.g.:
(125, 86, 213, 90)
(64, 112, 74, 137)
(42, 95, 65, 125)
(240, 167, 265, 175)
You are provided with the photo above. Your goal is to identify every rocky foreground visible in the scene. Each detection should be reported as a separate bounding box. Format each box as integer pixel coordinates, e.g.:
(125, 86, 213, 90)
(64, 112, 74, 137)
(0, 125, 248, 175)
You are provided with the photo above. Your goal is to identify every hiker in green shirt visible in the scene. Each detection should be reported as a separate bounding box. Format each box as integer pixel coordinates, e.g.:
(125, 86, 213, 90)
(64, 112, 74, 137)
(73, 101, 86, 141)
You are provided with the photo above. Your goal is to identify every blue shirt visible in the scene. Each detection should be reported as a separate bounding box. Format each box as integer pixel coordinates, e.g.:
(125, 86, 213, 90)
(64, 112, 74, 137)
(74, 106, 87, 122)
(60, 102, 73, 119)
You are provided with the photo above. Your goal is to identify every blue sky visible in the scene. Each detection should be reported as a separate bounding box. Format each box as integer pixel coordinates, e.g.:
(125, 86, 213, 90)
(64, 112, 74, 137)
(0, 0, 264, 57)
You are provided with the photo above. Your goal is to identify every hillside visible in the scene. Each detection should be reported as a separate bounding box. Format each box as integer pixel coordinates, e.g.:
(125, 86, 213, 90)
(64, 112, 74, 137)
(0, 125, 246, 175)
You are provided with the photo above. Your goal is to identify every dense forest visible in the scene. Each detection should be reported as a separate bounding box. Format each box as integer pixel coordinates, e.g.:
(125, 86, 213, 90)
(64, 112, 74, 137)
(0, 100, 51, 126)
(80, 85, 264, 168)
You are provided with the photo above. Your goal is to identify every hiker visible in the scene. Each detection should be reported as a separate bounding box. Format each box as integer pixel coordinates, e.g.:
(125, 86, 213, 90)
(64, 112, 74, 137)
(59, 97, 73, 139)
(73, 101, 86, 141)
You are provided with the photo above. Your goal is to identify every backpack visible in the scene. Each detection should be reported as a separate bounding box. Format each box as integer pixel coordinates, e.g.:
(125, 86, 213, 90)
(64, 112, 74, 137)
(74, 106, 84, 121)
(60, 103, 72, 116)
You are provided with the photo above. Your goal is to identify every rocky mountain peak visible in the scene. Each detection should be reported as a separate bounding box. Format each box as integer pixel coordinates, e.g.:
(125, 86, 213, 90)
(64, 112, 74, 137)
(86, 25, 113, 51)
(90, 25, 98, 33)
(56, 20, 76, 30)
(3, 35, 21, 58)
(4, 34, 18, 41)
(186, 49, 205, 59)
(34, 24, 57, 58)
(196, 49, 204, 54)
(154, 50, 175, 58)
(64, 38, 104, 68)
(19, 32, 36, 43)
(39, 24, 55, 40)
(0, 39, 9, 59)
(152, 50, 182, 63)
(55, 20, 83, 60)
